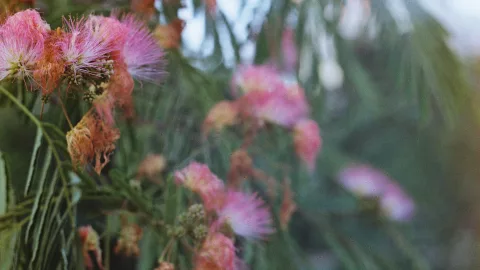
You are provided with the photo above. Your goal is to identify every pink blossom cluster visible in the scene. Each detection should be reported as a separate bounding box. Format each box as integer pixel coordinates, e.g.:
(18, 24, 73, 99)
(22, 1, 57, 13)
(204, 65, 322, 171)
(338, 164, 415, 222)
(0, 9, 165, 120)
(175, 161, 274, 269)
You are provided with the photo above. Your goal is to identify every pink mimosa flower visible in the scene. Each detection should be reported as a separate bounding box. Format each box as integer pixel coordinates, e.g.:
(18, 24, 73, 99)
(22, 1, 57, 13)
(58, 17, 115, 81)
(85, 15, 129, 55)
(380, 183, 415, 222)
(121, 14, 165, 83)
(174, 162, 225, 211)
(0, 10, 50, 82)
(293, 119, 322, 171)
(216, 190, 273, 240)
(203, 101, 239, 134)
(241, 82, 309, 128)
(337, 164, 389, 197)
(195, 232, 236, 270)
(231, 65, 285, 97)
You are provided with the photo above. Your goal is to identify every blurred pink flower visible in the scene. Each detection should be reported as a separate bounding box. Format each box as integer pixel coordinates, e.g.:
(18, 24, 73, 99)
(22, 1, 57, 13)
(215, 190, 273, 240)
(337, 164, 389, 197)
(78, 225, 103, 270)
(380, 183, 415, 222)
(231, 65, 285, 97)
(240, 82, 309, 128)
(0, 9, 50, 81)
(195, 232, 236, 270)
(293, 119, 322, 171)
(121, 14, 165, 83)
(174, 162, 225, 211)
(203, 101, 239, 134)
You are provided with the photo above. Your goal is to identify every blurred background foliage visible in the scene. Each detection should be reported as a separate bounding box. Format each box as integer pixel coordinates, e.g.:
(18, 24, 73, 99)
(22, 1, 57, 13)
(1, 0, 480, 269)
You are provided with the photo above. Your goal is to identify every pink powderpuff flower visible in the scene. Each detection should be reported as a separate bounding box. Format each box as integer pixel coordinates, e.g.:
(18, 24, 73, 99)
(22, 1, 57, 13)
(58, 17, 115, 81)
(203, 101, 239, 134)
(337, 164, 389, 197)
(240, 82, 309, 128)
(231, 65, 285, 97)
(0, 10, 50, 82)
(195, 232, 236, 270)
(174, 162, 225, 211)
(0, 9, 50, 39)
(293, 119, 322, 171)
(215, 190, 274, 240)
(120, 14, 166, 83)
(380, 183, 415, 222)
(85, 15, 129, 56)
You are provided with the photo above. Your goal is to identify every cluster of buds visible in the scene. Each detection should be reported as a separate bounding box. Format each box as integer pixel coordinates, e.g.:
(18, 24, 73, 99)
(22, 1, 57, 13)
(174, 161, 274, 269)
(169, 204, 208, 243)
(203, 65, 322, 171)
(0, 10, 165, 172)
(338, 164, 416, 222)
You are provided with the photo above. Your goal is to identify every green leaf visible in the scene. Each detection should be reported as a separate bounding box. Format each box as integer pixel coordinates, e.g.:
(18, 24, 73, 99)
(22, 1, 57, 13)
(0, 151, 7, 215)
(24, 127, 43, 196)
(25, 148, 52, 246)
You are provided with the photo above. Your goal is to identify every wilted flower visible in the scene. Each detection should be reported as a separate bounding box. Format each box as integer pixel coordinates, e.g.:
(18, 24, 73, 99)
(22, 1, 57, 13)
(154, 19, 185, 50)
(67, 111, 120, 173)
(227, 149, 253, 188)
(174, 162, 225, 211)
(114, 224, 143, 257)
(231, 65, 285, 97)
(34, 28, 65, 95)
(380, 183, 415, 222)
(293, 119, 321, 171)
(203, 101, 239, 134)
(195, 232, 236, 270)
(0, 9, 50, 82)
(216, 190, 273, 240)
(137, 154, 166, 180)
(78, 225, 103, 270)
(121, 14, 165, 83)
(337, 164, 389, 197)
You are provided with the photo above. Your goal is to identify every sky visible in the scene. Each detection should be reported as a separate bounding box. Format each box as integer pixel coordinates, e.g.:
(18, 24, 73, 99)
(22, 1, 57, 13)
(176, 0, 480, 59)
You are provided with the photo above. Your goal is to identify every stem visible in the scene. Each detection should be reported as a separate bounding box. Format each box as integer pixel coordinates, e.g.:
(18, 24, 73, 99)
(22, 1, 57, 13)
(57, 92, 73, 129)
(159, 238, 174, 262)
(40, 100, 45, 120)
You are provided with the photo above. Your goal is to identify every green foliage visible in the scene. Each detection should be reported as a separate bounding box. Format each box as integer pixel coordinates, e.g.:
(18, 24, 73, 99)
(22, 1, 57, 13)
(0, 0, 479, 269)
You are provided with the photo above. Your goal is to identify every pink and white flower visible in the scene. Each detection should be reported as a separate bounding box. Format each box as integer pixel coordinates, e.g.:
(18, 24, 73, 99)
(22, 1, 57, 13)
(240, 82, 309, 128)
(121, 14, 165, 83)
(293, 119, 322, 171)
(337, 164, 389, 197)
(0, 10, 50, 82)
(174, 162, 225, 211)
(380, 183, 415, 222)
(195, 232, 236, 270)
(216, 190, 273, 240)
(231, 65, 285, 97)
(58, 17, 115, 81)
